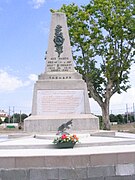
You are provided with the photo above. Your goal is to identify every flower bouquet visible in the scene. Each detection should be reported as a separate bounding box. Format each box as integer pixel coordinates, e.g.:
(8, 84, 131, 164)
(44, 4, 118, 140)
(53, 133, 79, 148)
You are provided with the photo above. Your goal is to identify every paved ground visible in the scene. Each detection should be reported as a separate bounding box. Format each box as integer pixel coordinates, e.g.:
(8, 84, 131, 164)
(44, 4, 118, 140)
(1, 131, 135, 157)
(1, 131, 135, 179)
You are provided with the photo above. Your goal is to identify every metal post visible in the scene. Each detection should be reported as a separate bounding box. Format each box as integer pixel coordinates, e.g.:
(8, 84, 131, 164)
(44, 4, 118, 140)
(126, 104, 129, 123)
(133, 103, 135, 122)
(8, 106, 10, 123)
(12, 106, 15, 123)
(20, 110, 21, 123)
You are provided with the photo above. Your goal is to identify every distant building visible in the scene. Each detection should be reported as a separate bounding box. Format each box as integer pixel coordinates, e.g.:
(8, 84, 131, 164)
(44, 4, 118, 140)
(0, 110, 7, 122)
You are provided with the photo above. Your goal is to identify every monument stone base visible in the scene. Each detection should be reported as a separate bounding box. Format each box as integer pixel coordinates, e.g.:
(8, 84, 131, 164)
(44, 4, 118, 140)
(24, 114, 99, 133)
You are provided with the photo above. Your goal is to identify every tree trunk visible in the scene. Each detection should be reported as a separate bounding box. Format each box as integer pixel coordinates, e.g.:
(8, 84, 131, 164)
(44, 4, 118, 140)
(101, 102, 111, 130)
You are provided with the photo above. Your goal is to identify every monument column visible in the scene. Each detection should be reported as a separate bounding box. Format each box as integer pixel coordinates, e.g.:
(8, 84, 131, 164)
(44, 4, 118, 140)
(24, 12, 99, 133)
(45, 13, 75, 72)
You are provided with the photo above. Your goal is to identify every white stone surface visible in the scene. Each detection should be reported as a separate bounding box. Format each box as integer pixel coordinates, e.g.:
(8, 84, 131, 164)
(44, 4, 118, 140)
(1, 132, 135, 157)
(45, 13, 74, 73)
(24, 114, 99, 132)
(31, 79, 91, 115)
(37, 90, 84, 115)
(1, 132, 135, 174)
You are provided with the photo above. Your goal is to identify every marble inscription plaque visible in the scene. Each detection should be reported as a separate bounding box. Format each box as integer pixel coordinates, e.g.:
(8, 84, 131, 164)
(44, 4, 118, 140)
(46, 57, 72, 72)
(37, 90, 84, 115)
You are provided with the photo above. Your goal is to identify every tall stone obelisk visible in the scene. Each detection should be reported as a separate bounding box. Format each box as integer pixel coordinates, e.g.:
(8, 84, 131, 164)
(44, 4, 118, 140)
(24, 12, 99, 133)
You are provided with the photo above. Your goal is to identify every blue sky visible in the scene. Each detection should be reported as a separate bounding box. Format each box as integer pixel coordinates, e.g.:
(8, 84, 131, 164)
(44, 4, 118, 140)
(0, 0, 135, 115)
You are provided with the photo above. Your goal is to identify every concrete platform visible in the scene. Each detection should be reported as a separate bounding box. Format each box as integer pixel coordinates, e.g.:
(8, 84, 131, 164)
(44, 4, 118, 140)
(1, 131, 135, 179)
(24, 114, 99, 133)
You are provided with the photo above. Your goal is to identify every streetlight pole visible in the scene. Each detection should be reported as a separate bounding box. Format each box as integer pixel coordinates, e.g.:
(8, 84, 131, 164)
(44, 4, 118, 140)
(8, 106, 10, 123)
(133, 103, 135, 121)
(12, 106, 15, 123)
(20, 110, 21, 124)
(126, 104, 129, 123)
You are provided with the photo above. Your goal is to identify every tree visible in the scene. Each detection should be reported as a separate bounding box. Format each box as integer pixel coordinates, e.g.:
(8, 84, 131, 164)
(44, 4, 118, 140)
(116, 114, 124, 124)
(109, 114, 117, 122)
(21, 113, 28, 122)
(0, 118, 2, 124)
(58, 0, 135, 130)
(10, 113, 28, 123)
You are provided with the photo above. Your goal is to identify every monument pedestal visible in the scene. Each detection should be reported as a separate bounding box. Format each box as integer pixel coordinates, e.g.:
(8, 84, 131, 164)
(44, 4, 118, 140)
(24, 72, 99, 133)
(24, 114, 99, 133)
(32, 72, 91, 115)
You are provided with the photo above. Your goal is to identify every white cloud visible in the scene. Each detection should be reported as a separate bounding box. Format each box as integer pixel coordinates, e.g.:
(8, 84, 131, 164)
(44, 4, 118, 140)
(28, 74, 38, 81)
(30, 0, 46, 9)
(0, 70, 32, 92)
(111, 87, 135, 104)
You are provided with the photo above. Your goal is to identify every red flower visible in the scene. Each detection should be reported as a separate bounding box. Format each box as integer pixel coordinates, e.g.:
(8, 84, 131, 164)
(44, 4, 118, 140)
(61, 134, 67, 139)
(73, 134, 79, 141)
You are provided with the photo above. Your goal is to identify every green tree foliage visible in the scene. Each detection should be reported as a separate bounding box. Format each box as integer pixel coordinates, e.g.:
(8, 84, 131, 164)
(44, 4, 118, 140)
(20, 113, 28, 122)
(116, 114, 124, 124)
(58, 0, 135, 130)
(109, 114, 117, 122)
(0, 118, 2, 124)
(5, 113, 28, 123)
(4, 117, 9, 123)
(130, 114, 135, 122)
(110, 113, 135, 124)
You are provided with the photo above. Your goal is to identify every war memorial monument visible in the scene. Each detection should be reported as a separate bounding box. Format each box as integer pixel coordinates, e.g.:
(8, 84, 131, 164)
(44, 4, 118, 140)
(1, 12, 135, 179)
(24, 12, 99, 133)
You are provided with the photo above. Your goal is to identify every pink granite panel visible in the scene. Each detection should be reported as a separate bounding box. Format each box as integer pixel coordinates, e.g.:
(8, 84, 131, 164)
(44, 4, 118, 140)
(0, 157, 15, 168)
(15, 157, 45, 168)
(90, 153, 117, 166)
(117, 152, 135, 164)
(45, 156, 73, 167)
